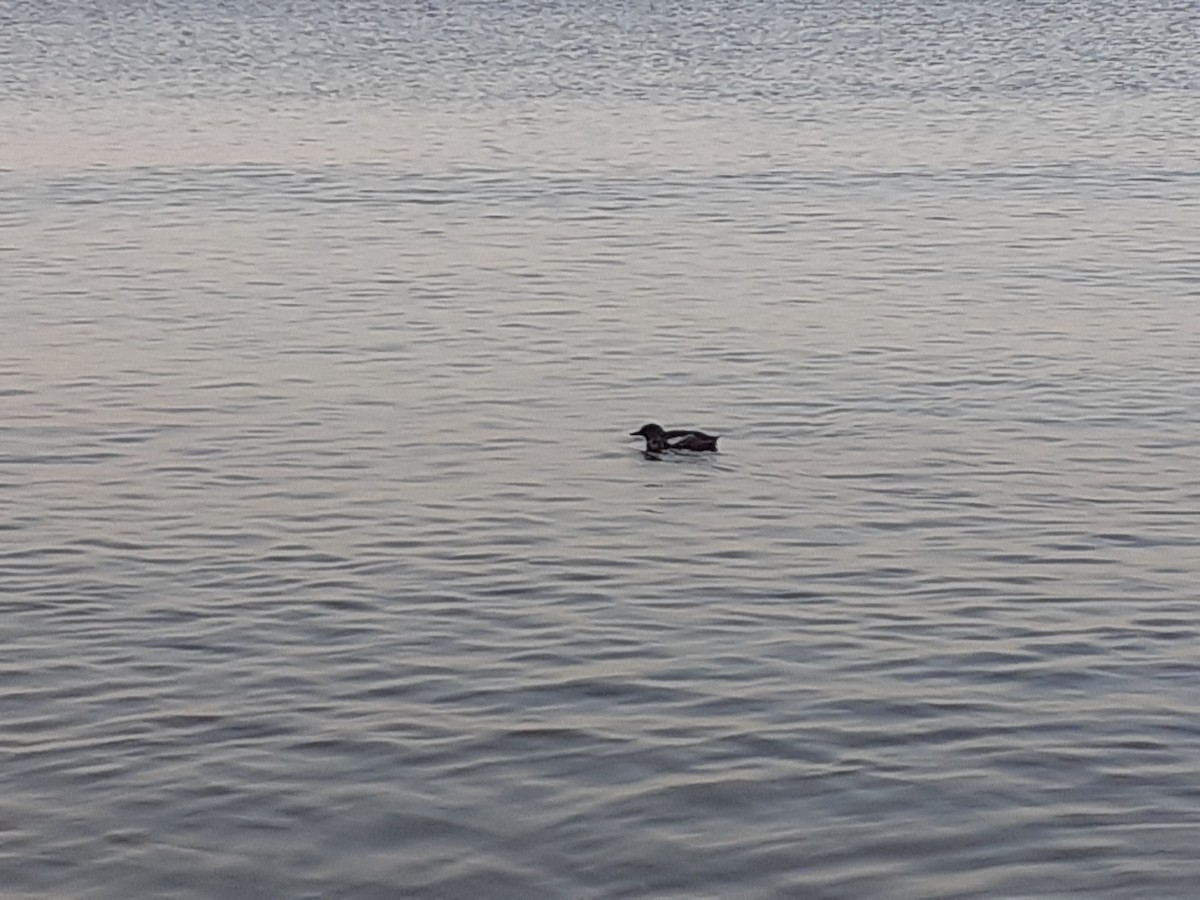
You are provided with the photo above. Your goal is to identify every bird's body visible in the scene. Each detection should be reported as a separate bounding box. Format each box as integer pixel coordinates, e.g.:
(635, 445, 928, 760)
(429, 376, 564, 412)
(630, 423, 719, 453)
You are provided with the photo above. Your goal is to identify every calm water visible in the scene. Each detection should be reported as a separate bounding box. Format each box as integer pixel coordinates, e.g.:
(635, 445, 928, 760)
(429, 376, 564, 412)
(3, 1, 1200, 896)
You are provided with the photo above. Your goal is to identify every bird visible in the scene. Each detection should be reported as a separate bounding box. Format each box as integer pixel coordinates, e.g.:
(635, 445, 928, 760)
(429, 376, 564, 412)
(630, 423, 719, 453)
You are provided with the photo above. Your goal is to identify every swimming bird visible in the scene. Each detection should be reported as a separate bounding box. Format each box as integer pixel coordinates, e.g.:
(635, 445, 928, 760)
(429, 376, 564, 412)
(630, 423, 719, 453)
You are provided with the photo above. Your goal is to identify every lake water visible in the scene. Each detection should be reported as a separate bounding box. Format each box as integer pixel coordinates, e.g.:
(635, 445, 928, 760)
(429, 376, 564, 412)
(3, 1, 1199, 896)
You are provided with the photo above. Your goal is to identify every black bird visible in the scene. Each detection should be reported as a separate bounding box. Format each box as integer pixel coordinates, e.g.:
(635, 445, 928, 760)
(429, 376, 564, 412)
(630, 423, 719, 453)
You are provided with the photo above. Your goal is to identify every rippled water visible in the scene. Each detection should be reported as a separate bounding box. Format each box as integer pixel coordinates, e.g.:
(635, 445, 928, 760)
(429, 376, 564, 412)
(3, 0, 1200, 896)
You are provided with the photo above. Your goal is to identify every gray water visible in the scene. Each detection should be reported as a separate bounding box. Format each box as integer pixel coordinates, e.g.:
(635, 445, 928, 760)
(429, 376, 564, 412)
(3, 1, 1200, 896)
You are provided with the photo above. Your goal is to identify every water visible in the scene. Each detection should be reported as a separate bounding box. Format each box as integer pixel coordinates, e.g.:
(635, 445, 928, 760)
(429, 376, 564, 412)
(3, 1, 1200, 896)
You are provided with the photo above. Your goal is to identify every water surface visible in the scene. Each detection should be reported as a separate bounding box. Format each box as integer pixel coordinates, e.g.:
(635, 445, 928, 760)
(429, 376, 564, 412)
(3, 1, 1200, 896)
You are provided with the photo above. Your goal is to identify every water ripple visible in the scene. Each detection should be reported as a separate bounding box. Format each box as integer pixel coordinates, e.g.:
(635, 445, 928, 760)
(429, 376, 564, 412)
(2, 1, 1200, 896)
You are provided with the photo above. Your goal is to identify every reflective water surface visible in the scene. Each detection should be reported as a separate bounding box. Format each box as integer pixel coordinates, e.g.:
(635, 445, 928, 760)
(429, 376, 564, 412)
(2, 1, 1199, 896)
